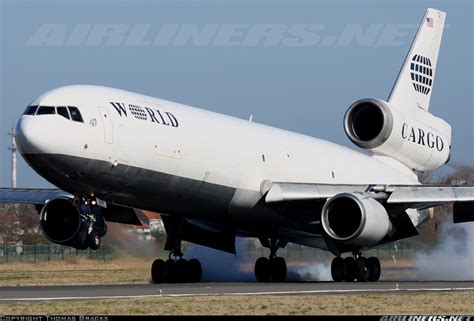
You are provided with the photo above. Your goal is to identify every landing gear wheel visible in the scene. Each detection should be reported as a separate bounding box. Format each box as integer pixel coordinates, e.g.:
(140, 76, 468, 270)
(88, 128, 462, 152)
(355, 257, 369, 282)
(271, 257, 287, 282)
(343, 257, 356, 282)
(255, 257, 270, 282)
(75, 229, 88, 250)
(163, 259, 176, 283)
(188, 259, 202, 283)
(151, 259, 165, 284)
(367, 257, 381, 282)
(331, 257, 345, 282)
(87, 231, 101, 250)
(175, 259, 189, 283)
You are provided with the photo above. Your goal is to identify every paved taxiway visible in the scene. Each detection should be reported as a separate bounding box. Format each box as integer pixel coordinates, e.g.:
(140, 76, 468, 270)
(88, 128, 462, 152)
(0, 282, 473, 302)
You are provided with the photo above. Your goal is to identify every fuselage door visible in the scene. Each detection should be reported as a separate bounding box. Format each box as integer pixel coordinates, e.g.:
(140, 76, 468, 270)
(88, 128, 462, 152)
(98, 107, 114, 144)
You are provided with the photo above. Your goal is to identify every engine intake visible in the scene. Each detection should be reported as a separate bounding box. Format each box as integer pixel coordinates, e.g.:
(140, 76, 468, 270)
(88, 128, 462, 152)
(41, 198, 82, 243)
(344, 99, 393, 150)
(40, 197, 105, 249)
(321, 193, 391, 247)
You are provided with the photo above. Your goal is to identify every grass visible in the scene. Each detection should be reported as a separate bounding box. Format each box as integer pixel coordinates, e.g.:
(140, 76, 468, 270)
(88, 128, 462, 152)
(0, 256, 419, 287)
(0, 254, 151, 286)
(0, 256, 472, 315)
(0, 292, 472, 315)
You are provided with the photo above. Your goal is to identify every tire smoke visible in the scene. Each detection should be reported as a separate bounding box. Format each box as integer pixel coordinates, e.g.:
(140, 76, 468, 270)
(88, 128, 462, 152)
(185, 239, 255, 282)
(186, 238, 332, 282)
(414, 221, 474, 280)
(287, 262, 331, 281)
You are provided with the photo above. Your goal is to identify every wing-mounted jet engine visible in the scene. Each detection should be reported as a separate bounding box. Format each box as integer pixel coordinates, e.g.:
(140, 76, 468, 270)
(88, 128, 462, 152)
(40, 197, 106, 250)
(321, 192, 392, 247)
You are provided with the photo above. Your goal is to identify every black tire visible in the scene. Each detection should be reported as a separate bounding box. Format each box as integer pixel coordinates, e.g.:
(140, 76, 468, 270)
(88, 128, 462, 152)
(151, 259, 165, 284)
(87, 231, 101, 250)
(255, 257, 270, 282)
(75, 229, 88, 250)
(367, 257, 381, 282)
(188, 259, 202, 283)
(271, 257, 287, 282)
(163, 259, 176, 283)
(175, 259, 189, 283)
(343, 257, 356, 282)
(331, 257, 345, 282)
(355, 257, 369, 282)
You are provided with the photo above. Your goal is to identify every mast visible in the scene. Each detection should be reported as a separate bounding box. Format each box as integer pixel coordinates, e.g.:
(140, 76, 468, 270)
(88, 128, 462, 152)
(8, 126, 17, 188)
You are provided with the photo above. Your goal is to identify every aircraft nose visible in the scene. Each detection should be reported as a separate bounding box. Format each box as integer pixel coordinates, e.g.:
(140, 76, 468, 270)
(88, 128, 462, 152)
(15, 115, 48, 154)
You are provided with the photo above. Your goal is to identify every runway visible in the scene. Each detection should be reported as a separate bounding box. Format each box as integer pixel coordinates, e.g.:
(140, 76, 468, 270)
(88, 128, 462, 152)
(0, 281, 473, 302)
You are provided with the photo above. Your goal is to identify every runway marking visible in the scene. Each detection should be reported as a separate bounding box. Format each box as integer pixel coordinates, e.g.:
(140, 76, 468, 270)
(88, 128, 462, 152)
(1, 286, 473, 302)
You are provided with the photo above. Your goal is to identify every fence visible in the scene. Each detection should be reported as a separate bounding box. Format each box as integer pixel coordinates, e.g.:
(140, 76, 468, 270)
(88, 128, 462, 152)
(0, 243, 115, 263)
(0, 239, 426, 264)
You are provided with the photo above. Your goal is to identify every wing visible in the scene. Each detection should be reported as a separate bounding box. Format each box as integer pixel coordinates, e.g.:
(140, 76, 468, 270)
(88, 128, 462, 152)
(263, 182, 474, 223)
(0, 188, 71, 204)
(0, 188, 142, 226)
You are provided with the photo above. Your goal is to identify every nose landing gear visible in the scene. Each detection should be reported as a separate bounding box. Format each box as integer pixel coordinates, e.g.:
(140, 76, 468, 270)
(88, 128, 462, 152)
(73, 196, 106, 250)
(85, 230, 101, 250)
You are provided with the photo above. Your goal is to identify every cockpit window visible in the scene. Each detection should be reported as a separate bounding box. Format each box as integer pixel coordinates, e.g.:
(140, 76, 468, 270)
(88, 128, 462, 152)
(57, 106, 70, 119)
(24, 104, 84, 123)
(25, 105, 38, 115)
(37, 106, 56, 115)
(68, 106, 83, 123)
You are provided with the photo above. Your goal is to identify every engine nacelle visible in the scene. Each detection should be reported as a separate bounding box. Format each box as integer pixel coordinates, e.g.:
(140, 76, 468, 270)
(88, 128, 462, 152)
(344, 98, 451, 171)
(321, 193, 392, 247)
(40, 198, 105, 249)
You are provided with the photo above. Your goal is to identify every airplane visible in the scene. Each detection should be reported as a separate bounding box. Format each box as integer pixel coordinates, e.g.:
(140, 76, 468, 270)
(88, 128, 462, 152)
(1, 8, 473, 283)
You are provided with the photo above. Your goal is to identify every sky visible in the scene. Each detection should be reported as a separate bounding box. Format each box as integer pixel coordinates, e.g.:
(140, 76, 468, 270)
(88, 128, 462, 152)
(0, 0, 472, 188)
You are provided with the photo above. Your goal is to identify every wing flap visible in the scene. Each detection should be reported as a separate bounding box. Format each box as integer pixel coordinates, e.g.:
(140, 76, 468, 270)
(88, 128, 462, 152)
(264, 182, 370, 203)
(387, 186, 474, 203)
(101, 204, 143, 225)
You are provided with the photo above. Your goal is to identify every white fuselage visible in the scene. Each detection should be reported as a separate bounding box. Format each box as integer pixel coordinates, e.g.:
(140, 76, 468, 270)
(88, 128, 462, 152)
(15, 85, 419, 236)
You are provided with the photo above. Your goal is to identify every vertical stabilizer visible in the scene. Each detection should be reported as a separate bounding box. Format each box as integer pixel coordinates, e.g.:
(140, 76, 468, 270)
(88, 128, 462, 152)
(388, 8, 446, 112)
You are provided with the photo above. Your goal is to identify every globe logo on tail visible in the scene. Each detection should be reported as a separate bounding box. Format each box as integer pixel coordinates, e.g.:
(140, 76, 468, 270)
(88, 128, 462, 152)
(410, 54, 433, 95)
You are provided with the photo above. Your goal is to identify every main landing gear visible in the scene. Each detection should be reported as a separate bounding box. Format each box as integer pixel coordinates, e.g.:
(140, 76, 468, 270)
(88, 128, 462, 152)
(151, 241, 202, 284)
(331, 254, 381, 282)
(254, 238, 288, 282)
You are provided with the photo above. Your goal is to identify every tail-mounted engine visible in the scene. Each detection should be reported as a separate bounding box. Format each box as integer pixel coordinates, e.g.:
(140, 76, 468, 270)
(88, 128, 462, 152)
(40, 197, 106, 250)
(344, 98, 451, 171)
(321, 193, 392, 247)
